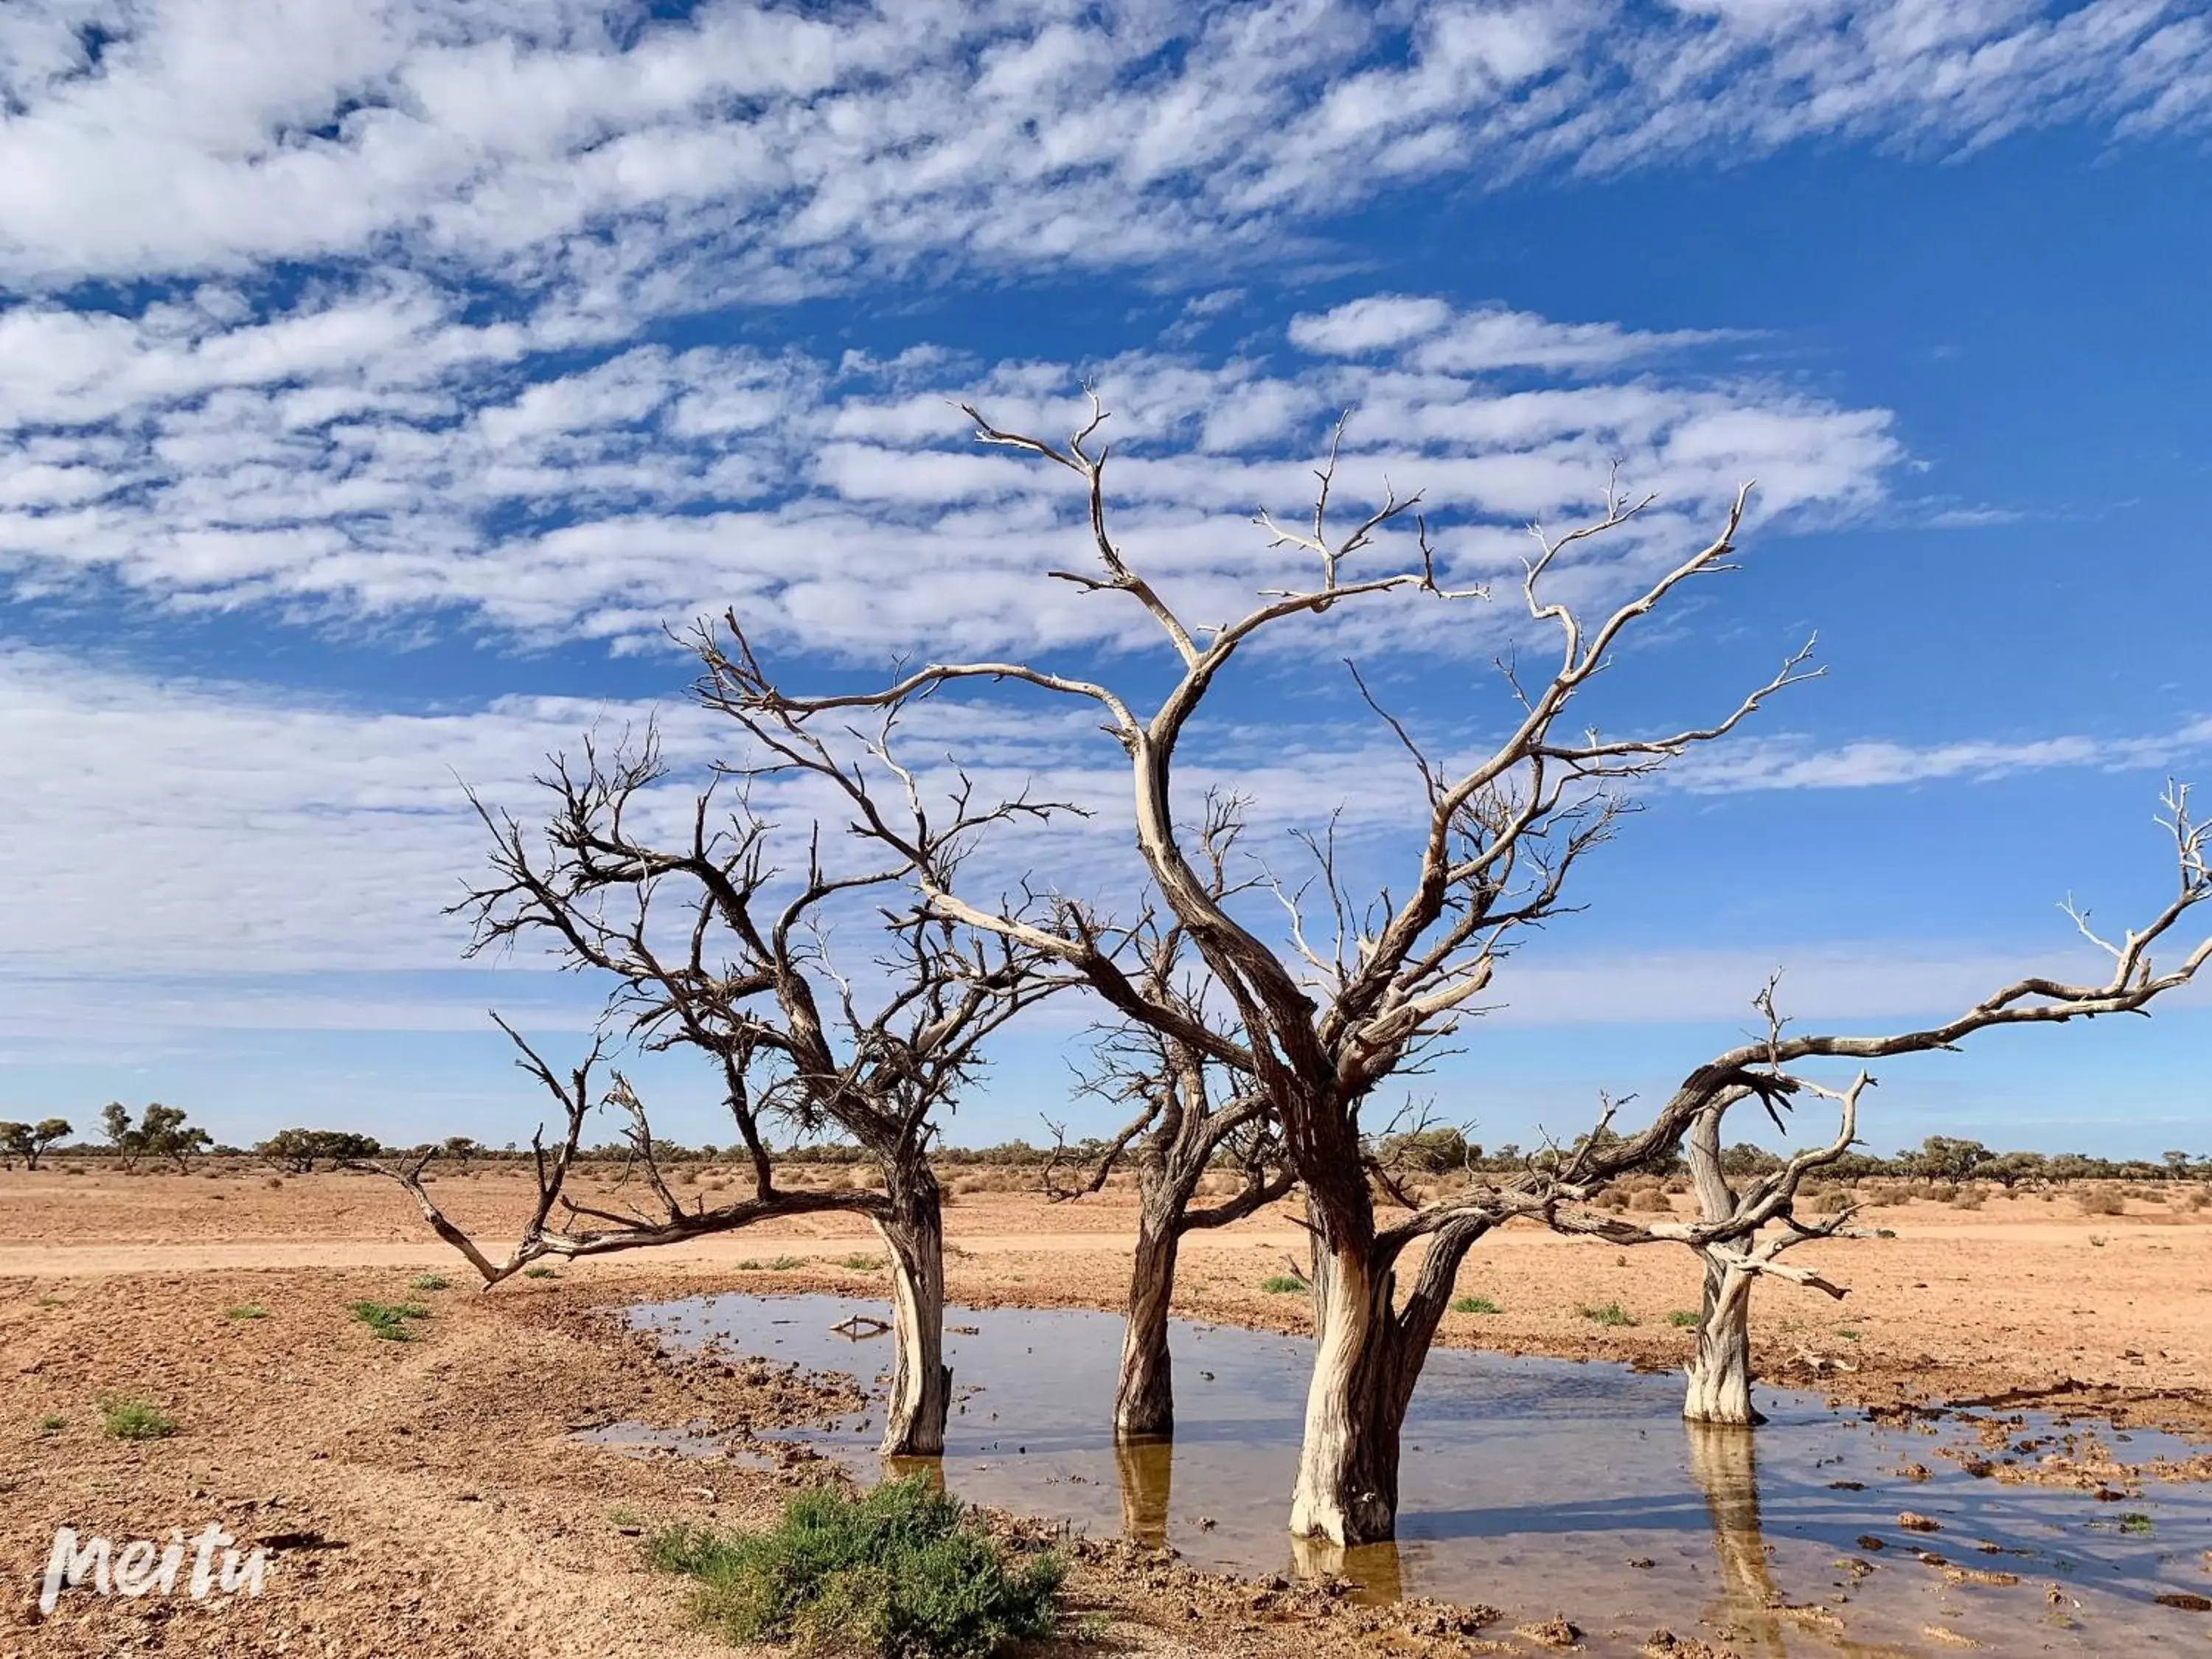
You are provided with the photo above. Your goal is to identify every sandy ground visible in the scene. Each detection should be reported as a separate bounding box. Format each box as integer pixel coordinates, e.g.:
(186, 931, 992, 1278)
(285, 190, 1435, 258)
(4, 1164, 2210, 1657)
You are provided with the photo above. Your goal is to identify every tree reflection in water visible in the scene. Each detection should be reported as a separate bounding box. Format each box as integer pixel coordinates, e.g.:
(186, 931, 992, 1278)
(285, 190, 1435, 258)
(1113, 1436, 1172, 1548)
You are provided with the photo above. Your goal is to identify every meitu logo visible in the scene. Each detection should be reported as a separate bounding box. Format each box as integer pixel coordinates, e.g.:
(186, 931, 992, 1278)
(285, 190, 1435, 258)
(38, 1524, 270, 1615)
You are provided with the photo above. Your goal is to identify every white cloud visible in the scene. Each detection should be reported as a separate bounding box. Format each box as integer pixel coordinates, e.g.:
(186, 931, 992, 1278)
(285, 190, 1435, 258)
(1675, 717, 2212, 791)
(1291, 296, 1733, 372)
(0, 1, 2199, 305)
(0, 293, 1899, 655)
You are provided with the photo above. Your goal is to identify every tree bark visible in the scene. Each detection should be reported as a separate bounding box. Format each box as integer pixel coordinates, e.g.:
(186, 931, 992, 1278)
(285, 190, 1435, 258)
(874, 1166, 950, 1458)
(1115, 1199, 1181, 1438)
(1682, 1104, 1765, 1425)
(1288, 1240, 1402, 1545)
(1287, 1210, 1492, 1545)
(1683, 1253, 1764, 1425)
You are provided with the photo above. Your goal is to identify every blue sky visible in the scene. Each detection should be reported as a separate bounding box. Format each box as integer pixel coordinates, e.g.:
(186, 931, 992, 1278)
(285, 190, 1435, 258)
(0, 1, 2206, 1158)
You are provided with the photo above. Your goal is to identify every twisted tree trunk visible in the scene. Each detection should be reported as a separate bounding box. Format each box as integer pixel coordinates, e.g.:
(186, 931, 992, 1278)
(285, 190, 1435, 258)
(1116, 1202, 1181, 1437)
(874, 1164, 950, 1458)
(1681, 1103, 1767, 1425)
(1683, 1253, 1763, 1425)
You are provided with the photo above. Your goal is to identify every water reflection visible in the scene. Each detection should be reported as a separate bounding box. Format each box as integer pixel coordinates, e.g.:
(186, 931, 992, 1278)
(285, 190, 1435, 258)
(1113, 1435, 1173, 1547)
(616, 1293, 2212, 1655)
(1685, 1422, 1785, 1655)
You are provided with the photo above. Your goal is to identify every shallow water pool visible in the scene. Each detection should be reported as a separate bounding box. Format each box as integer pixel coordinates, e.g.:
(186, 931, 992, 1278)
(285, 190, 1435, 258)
(608, 1293, 2212, 1655)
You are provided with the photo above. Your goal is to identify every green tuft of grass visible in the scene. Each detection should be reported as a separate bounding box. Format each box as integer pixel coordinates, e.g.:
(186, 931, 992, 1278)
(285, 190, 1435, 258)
(36, 1413, 68, 1434)
(99, 1397, 176, 1441)
(523, 1266, 559, 1279)
(764, 1256, 806, 1272)
(1667, 1310, 1702, 1329)
(1837, 1327, 1863, 1341)
(2118, 1512, 2154, 1535)
(1450, 1295, 1502, 1315)
(1259, 1274, 1307, 1294)
(736, 1259, 763, 1270)
(349, 1299, 433, 1340)
(841, 1254, 886, 1272)
(408, 1273, 451, 1291)
(1577, 1301, 1638, 1328)
(224, 1304, 268, 1321)
(646, 1477, 1062, 1658)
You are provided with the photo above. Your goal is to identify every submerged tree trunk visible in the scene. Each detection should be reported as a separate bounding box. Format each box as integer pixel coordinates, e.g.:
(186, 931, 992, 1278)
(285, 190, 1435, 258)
(874, 1166, 950, 1458)
(1116, 1201, 1181, 1437)
(1683, 1253, 1764, 1425)
(1287, 1212, 1489, 1545)
(1681, 1102, 1765, 1425)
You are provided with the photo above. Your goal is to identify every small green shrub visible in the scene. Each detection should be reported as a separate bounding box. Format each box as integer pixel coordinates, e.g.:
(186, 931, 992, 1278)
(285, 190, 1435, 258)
(349, 1300, 431, 1340)
(646, 1477, 1063, 1658)
(99, 1397, 176, 1441)
(1450, 1295, 1501, 1315)
(408, 1273, 451, 1291)
(2118, 1512, 2154, 1535)
(764, 1256, 806, 1272)
(1667, 1310, 1701, 1328)
(224, 1304, 268, 1320)
(1577, 1301, 1637, 1328)
(842, 1254, 886, 1272)
(523, 1266, 559, 1279)
(1259, 1275, 1307, 1294)
(36, 1413, 67, 1433)
(736, 1259, 764, 1270)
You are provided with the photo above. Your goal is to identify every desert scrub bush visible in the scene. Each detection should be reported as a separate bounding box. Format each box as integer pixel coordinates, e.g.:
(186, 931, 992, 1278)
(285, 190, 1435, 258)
(765, 1256, 806, 1272)
(523, 1265, 560, 1279)
(99, 1397, 176, 1440)
(408, 1273, 451, 1291)
(223, 1304, 268, 1320)
(1627, 1188, 1672, 1214)
(646, 1477, 1062, 1658)
(1809, 1187, 1854, 1214)
(2076, 1187, 2126, 1217)
(349, 1300, 431, 1340)
(841, 1254, 886, 1272)
(1450, 1295, 1501, 1315)
(1949, 1188, 1986, 1211)
(1259, 1274, 1307, 1294)
(1577, 1302, 1637, 1328)
(1590, 1188, 1631, 1212)
(36, 1413, 67, 1433)
(1667, 1310, 1702, 1328)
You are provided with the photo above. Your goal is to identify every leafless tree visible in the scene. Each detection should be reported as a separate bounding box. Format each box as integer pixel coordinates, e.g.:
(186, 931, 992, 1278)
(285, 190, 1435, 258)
(378, 724, 1069, 1457)
(697, 400, 2209, 1543)
(1041, 796, 1293, 1438)
(1571, 799, 2211, 1423)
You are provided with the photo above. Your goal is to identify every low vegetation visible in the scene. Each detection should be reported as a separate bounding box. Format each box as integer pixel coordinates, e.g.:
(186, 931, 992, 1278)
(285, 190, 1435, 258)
(349, 1299, 432, 1340)
(645, 1478, 1062, 1658)
(1450, 1295, 1501, 1315)
(1259, 1274, 1307, 1294)
(1577, 1302, 1637, 1328)
(99, 1397, 176, 1440)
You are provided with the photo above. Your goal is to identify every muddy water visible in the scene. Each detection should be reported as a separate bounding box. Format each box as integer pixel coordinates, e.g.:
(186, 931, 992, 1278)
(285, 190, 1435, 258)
(610, 1293, 2212, 1655)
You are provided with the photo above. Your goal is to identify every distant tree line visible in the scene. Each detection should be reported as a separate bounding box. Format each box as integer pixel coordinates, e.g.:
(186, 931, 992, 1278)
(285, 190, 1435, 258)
(9, 1113, 2200, 1189)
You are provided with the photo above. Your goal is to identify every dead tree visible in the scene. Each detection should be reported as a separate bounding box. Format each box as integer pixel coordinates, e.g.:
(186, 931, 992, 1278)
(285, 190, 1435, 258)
(1043, 800, 1293, 1439)
(1566, 804, 2211, 1423)
(702, 400, 2209, 1542)
(380, 726, 1067, 1458)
